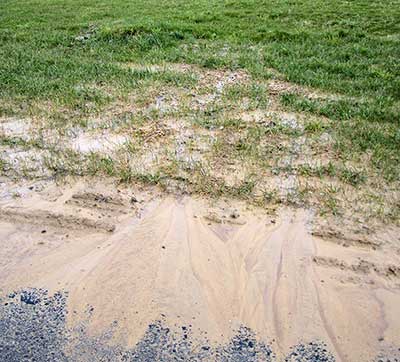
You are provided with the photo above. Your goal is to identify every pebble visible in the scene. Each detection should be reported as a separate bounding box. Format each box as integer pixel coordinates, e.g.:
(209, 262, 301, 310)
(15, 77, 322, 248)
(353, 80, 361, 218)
(230, 210, 240, 219)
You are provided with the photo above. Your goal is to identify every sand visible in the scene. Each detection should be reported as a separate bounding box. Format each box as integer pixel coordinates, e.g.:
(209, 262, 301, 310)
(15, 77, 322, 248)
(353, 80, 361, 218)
(0, 177, 399, 361)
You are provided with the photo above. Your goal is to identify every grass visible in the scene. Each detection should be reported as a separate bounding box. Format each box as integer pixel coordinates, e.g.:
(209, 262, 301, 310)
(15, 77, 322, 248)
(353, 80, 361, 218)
(0, 157, 7, 173)
(1, 0, 399, 102)
(281, 93, 400, 181)
(0, 0, 399, 222)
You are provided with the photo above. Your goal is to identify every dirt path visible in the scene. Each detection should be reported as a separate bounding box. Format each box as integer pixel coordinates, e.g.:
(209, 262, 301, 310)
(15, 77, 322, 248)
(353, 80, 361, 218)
(0, 178, 399, 361)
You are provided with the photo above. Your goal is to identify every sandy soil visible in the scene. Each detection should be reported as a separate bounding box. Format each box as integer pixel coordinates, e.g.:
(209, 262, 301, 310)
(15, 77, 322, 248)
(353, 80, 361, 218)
(0, 177, 399, 361)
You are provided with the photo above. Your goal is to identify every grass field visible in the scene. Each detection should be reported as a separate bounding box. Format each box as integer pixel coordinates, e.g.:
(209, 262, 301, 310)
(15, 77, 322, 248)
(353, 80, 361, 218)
(0, 0, 399, 221)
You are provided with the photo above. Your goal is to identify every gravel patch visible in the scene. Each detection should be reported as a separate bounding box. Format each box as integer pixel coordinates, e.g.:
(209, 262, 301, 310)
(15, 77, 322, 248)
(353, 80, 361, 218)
(0, 289, 68, 362)
(285, 341, 335, 362)
(4, 289, 395, 361)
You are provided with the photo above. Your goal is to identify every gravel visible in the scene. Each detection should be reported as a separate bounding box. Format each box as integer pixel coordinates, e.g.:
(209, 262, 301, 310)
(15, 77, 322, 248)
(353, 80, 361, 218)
(1, 288, 394, 361)
(285, 341, 335, 362)
(0, 289, 68, 362)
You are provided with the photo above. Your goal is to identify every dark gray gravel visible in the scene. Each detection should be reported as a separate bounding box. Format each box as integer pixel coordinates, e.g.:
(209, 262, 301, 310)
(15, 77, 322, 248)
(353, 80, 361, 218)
(214, 326, 275, 362)
(374, 346, 400, 362)
(0, 289, 396, 361)
(0, 289, 68, 362)
(125, 320, 213, 361)
(284, 341, 335, 362)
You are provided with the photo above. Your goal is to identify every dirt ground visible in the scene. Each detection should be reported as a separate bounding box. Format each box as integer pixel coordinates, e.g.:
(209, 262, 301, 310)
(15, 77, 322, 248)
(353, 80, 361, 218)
(0, 176, 399, 361)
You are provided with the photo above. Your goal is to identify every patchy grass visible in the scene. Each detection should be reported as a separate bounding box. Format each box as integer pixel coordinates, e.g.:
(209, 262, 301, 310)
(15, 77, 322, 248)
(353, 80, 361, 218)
(0, 0, 399, 223)
(281, 93, 400, 181)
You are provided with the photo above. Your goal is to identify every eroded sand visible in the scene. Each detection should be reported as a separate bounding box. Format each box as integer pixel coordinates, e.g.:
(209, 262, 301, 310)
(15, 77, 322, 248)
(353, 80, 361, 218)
(0, 178, 399, 361)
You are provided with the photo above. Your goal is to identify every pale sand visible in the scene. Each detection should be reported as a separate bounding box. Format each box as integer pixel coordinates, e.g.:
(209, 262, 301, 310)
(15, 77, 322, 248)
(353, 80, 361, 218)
(0, 178, 399, 361)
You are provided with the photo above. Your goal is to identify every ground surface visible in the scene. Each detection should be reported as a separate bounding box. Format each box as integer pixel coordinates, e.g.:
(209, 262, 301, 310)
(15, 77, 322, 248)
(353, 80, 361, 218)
(0, 0, 399, 361)
(0, 178, 399, 361)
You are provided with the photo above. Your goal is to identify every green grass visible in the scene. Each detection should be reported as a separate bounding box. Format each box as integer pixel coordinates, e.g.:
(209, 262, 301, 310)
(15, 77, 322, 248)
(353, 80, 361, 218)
(1, 0, 399, 103)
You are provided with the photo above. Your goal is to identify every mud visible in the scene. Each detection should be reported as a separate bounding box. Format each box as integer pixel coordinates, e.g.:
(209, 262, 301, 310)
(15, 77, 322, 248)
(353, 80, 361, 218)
(0, 207, 116, 232)
(312, 228, 382, 250)
(71, 132, 128, 154)
(0, 178, 399, 361)
(0, 117, 32, 139)
(313, 256, 400, 279)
